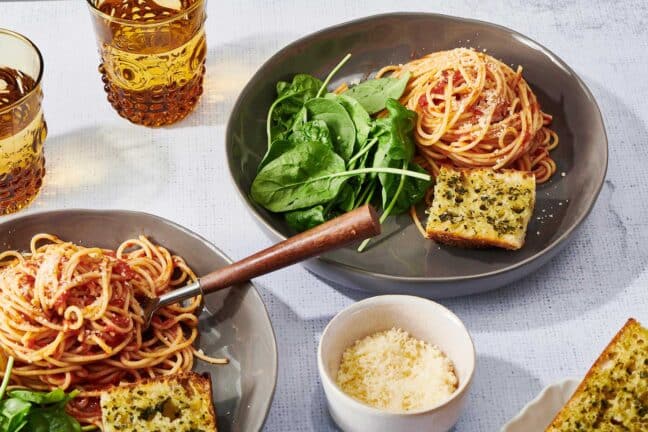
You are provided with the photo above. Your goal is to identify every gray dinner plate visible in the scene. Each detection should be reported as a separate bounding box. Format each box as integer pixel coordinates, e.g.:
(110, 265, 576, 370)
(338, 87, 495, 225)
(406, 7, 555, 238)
(0, 210, 277, 432)
(226, 13, 607, 298)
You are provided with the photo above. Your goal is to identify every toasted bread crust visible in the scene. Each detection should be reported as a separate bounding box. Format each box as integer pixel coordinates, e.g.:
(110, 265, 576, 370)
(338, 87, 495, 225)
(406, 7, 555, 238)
(426, 230, 525, 250)
(436, 167, 535, 179)
(196, 372, 218, 430)
(103, 371, 211, 394)
(546, 318, 642, 431)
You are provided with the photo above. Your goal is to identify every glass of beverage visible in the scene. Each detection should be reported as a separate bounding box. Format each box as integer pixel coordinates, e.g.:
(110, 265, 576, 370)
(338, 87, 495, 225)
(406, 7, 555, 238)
(0, 29, 47, 215)
(86, 0, 207, 126)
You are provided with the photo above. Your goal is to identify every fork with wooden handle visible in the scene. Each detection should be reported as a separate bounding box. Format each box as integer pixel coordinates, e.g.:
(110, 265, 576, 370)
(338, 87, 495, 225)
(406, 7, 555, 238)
(140, 205, 380, 328)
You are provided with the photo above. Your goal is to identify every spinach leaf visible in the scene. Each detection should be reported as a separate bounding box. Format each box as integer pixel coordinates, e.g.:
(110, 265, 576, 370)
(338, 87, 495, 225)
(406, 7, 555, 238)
(251, 141, 347, 212)
(372, 99, 430, 212)
(305, 98, 356, 161)
(357, 99, 430, 252)
(289, 107, 307, 133)
(267, 74, 323, 144)
(327, 93, 371, 148)
(335, 182, 360, 212)
(381, 162, 430, 215)
(259, 120, 333, 171)
(258, 139, 294, 172)
(23, 410, 48, 432)
(290, 120, 333, 148)
(0, 358, 82, 432)
(254, 59, 433, 243)
(356, 178, 378, 207)
(340, 135, 380, 208)
(374, 98, 417, 161)
(276, 74, 323, 99)
(285, 205, 327, 231)
(344, 71, 411, 114)
(347, 134, 380, 172)
(254, 166, 428, 214)
(251, 137, 429, 213)
(357, 161, 429, 253)
(26, 407, 81, 432)
(0, 398, 30, 432)
(8, 390, 67, 405)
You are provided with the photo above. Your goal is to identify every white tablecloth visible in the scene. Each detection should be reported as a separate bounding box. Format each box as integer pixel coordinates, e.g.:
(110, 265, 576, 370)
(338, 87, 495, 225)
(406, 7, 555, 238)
(3, 0, 647, 430)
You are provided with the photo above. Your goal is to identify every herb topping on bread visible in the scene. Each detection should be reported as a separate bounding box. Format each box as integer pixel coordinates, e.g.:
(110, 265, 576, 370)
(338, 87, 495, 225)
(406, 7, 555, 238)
(425, 167, 535, 250)
(100, 372, 217, 432)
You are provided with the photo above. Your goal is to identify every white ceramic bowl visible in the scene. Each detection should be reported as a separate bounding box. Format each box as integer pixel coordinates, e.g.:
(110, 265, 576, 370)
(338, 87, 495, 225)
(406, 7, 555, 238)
(318, 295, 476, 432)
(502, 378, 580, 431)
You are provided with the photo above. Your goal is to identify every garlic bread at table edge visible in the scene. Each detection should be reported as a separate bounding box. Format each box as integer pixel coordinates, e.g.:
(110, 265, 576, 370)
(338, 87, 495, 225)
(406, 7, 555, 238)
(546, 318, 648, 432)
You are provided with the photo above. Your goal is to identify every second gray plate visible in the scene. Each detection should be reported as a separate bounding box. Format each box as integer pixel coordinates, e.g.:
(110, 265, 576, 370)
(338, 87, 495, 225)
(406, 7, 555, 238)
(226, 13, 607, 298)
(0, 210, 277, 432)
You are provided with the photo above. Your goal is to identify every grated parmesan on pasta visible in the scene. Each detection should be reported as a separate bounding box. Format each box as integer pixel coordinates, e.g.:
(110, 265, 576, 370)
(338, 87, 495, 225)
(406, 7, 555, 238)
(335, 328, 458, 413)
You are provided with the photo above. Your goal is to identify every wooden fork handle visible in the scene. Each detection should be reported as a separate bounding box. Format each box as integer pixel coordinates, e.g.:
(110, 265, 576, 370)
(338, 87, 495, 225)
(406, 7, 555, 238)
(199, 205, 380, 294)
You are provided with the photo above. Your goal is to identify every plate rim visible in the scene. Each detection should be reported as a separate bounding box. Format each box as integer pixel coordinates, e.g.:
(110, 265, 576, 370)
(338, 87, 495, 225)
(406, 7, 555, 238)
(501, 377, 580, 431)
(0, 208, 278, 431)
(225, 11, 608, 283)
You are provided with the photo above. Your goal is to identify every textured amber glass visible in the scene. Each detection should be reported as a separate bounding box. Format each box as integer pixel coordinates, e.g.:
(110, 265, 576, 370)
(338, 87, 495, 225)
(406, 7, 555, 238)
(0, 29, 47, 215)
(87, 0, 207, 126)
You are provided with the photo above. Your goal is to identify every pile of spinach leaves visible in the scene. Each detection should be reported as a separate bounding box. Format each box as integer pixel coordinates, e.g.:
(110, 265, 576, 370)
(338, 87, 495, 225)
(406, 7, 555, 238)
(251, 54, 431, 251)
(0, 357, 88, 432)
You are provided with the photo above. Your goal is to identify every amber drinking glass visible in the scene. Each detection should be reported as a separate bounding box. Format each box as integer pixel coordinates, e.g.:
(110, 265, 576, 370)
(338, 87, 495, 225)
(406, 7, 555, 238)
(0, 29, 47, 215)
(86, 0, 207, 126)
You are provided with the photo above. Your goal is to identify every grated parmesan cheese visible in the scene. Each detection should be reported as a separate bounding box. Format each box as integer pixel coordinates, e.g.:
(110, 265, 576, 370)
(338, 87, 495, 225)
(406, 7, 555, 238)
(335, 328, 458, 413)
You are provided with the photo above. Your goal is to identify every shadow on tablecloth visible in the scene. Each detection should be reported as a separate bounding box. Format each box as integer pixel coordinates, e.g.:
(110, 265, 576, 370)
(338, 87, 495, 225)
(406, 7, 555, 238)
(34, 125, 168, 210)
(166, 32, 301, 129)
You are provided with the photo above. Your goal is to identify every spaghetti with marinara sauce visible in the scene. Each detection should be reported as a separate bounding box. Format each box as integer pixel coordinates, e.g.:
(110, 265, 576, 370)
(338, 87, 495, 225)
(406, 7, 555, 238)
(372, 48, 558, 183)
(0, 234, 226, 427)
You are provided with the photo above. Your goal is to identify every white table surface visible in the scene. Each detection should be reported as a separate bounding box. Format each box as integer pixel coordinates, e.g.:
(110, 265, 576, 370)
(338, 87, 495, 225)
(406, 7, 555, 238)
(3, 0, 647, 430)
